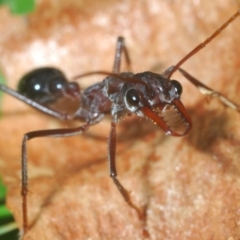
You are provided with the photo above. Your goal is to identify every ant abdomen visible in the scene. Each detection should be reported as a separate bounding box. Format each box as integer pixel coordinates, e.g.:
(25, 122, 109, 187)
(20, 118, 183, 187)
(17, 67, 81, 105)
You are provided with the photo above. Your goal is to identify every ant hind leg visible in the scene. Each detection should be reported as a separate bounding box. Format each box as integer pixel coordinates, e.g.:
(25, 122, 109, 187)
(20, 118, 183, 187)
(21, 124, 91, 234)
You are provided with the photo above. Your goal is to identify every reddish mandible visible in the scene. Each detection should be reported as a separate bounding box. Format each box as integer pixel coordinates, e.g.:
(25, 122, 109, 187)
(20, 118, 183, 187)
(0, 10, 240, 236)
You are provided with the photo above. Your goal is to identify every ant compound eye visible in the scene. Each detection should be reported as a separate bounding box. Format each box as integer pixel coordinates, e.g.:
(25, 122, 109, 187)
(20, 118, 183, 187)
(171, 80, 183, 96)
(126, 89, 140, 106)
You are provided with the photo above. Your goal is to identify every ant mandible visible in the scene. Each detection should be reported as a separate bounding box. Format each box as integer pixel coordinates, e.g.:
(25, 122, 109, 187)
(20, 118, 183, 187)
(0, 10, 240, 236)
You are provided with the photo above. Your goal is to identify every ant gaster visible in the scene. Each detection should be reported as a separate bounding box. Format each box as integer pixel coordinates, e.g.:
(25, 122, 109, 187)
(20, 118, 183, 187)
(0, 10, 240, 235)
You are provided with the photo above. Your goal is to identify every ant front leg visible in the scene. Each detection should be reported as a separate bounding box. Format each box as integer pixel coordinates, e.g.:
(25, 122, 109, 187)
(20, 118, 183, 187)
(108, 121, 143, 218)
(178, 68, 240, 112)
(21, 124, 92, 234)
(112, 36, 131, 73)
(109, 38, 143, 216)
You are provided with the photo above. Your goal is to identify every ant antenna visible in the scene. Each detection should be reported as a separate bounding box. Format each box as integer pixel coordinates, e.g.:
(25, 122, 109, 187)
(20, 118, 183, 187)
(167, 10, 240, 79)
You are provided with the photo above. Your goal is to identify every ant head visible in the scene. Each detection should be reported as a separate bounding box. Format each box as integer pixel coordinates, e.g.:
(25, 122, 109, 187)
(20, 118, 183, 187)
(122, 71, 183, 114)
(107, 71, 191, 136)
(132, 72, 191, 136)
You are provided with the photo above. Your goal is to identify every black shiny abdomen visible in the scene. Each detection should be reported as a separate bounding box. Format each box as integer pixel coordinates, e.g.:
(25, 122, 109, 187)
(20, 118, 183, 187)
(17, 67, 68, 104)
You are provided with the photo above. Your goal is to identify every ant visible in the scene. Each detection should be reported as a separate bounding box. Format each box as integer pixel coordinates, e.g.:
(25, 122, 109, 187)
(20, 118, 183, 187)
(0, 9, 240, 236)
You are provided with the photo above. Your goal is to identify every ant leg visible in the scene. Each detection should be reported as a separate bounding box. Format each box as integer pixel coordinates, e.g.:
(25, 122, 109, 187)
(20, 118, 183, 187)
(108, 122, 143, 217)
(0, 85, 72, 120)
(179, 68, 240, 112)
(112, 36, 131, 73)
(21, 124, 91, 234)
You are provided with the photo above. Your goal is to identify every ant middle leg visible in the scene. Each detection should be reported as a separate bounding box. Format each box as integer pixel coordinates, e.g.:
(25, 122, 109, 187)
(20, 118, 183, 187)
(112, 37, 132, 73)
(178, 68, 240, 112)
